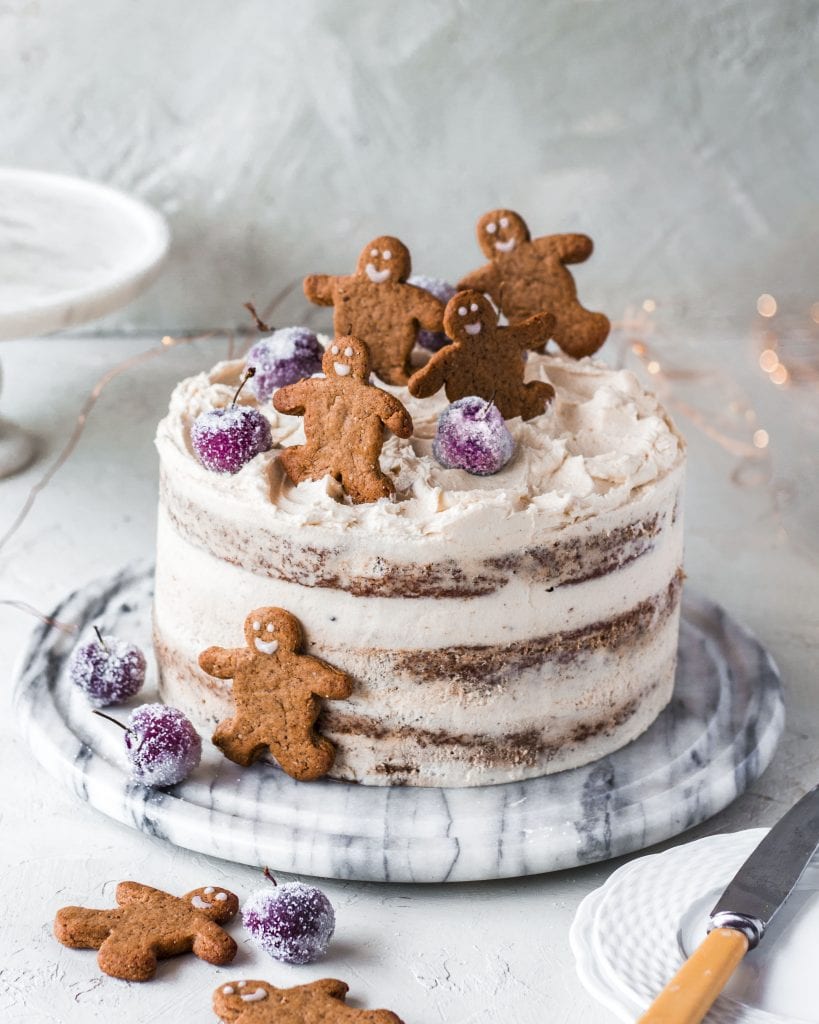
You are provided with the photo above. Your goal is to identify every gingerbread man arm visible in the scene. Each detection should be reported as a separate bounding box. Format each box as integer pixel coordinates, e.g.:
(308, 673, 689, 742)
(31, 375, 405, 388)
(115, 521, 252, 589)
(410, 286, 445, 331)
(457, 261, 500, 296)
(115, 881, 166, 906)
(303, 274, 337, 306)
(407, 346, 457, 399)
(508, 311, 556, 351)
(374, 389, 413, 438)
(199, 646, 240, 680)
(191, 918, 238, 966)
(303, 657, 353, 701)
(534, 233, 593, 264)
(272, 377, 316, 417)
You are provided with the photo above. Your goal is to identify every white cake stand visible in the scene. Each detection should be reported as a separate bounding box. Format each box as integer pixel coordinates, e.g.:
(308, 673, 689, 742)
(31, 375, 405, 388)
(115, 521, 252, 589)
(0, 168, 170, 476)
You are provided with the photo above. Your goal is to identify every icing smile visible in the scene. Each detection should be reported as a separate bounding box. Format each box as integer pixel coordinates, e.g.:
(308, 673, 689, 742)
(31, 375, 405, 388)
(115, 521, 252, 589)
(254, 638, 279, 654)
(494, 238, 516, 253)
(240, 987, 268, 1002)
(365, 264, 391, 284)
(333, 362, 352, 376)
(464, 322, 482, 336)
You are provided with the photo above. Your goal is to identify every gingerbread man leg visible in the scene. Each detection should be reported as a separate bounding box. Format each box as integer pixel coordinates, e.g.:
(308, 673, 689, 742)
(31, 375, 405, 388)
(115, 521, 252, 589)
(554, 309, 609, 359)
(213, 715, 274, 767)
(54, 907, 115, 949)
(519, 380, 556, 421)
(279, 444, 314, 487)
(268, 722, 336, 782)
(97, 932, 159, 981)
(339, 449, 394, 504)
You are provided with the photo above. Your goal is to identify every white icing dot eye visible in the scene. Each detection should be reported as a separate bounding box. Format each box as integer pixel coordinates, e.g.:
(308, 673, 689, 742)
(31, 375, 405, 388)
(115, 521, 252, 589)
(215, 892, 228, 901)
(238, 981, 246, 988)
(344, 346, 354, 357)
(485, 221, 497, 234)
(383, 250, 392, 259)
(223, 985, 235, 995)
(458, 306, 467, 316)
(470, 303, 478, 312)
(252, 621, 260, 631)
(331, 345, 339, 354)
(500, 216, 509, 228)
(266, 623, 274, 632)
(370, 248, 378, 257)
(204, 886, 214, 894)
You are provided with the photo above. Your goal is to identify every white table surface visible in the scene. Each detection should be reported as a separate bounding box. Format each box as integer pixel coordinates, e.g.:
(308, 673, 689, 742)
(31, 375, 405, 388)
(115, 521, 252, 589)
(1, 328, 816, 1023)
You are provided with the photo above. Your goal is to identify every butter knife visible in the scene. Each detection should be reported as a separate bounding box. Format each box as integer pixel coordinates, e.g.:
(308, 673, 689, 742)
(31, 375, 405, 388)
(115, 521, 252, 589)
(638, 783, 819, 1023)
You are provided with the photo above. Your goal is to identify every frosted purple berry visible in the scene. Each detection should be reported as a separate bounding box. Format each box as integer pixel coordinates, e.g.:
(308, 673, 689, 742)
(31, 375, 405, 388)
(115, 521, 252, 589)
(433, 396, 515, 476)
(123, 703, 202, 787)
(69, 629, 145, 707)
(408, 275, 457, 351)
(191, 368, 272, 474)
(243, 875, 335, 965)
(246, 327, 323, 401)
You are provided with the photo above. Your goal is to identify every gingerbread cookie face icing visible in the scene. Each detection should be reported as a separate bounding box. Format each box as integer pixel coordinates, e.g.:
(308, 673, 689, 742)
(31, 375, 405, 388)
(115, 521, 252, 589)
(459, 208, 610, 359)
(53, 881, 239, 981)
(303, 236, 444, 385)
(273, 336, 413, 505)
(200, 606, 353, 781)
(213, 978, 405, 1024)
(408, 289, 556, 421)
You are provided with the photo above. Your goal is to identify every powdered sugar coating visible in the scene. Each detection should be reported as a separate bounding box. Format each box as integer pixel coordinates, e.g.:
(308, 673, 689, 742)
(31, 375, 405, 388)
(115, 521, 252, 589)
(246, 327, 324, 401)
(408, 275, 456, 351)
(124, 703, 202, 787)
(190, 406, 272, 474)
(433, 396, 516, 476)
(242, 881, 335, 965)
(68, 635, 146, 707)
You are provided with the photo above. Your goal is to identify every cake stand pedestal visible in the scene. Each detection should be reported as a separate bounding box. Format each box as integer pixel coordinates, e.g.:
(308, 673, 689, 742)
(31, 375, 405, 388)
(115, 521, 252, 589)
(13, 562, 784, 883)
(0, 168, 169, 477)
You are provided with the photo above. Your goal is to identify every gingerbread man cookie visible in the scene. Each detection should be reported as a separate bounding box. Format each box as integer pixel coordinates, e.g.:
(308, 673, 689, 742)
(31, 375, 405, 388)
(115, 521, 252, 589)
(304, 236, 444, 385)
(408, 290, 556, 420)
(458, 209, 610, 358)
(213, 978, 404, 1024)
(272, 336, 413, 505)
(200, 607, 352, 781)
(54, 881, 238, 981)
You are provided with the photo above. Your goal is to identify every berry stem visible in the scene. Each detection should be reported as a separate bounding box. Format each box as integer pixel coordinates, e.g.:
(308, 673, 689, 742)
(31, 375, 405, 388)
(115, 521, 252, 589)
(92, 709, 128, 731)
(244, 302, 272, 333)
(231, 367, 256, 407)
(478, 393, 496, 420)
(263, 867, 277, 887)
(93, 625, 108, 651)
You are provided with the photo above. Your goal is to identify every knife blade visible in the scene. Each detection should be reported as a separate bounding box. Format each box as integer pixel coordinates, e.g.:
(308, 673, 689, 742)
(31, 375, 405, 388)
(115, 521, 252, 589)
(709, 782, 819, 946)
(639, 783, 819, 1023)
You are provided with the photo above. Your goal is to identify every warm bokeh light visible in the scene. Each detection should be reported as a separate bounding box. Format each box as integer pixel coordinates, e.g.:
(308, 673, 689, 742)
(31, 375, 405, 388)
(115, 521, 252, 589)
(753, 429, 769, 449)
(756, 293, 777, 317)
(642, 299, 656, 313)
(631, 341, 646, 356)
(758, 349, 779, 373)
(647, 360, 660, 374)
(770, 364, 789, 385)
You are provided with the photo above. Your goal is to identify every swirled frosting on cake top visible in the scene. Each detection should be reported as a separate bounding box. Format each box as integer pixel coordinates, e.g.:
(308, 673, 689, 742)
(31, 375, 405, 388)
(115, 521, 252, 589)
(156, 351, 683, 540)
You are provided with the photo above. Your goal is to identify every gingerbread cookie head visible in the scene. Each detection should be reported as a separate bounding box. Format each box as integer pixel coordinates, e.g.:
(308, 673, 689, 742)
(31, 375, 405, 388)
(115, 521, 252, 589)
(243, 607, 302, 655)
(443, 290, 498, 343)
(215, 980, 276, 1020)
(186, 885, 240, 923)
(321, 335, 371, 381)
(477, 209, 530, 258)
(355, 235, 410, 284)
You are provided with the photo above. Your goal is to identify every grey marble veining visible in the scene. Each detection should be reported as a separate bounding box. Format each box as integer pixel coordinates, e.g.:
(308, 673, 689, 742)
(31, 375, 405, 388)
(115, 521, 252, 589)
(13, 563, 784, 883)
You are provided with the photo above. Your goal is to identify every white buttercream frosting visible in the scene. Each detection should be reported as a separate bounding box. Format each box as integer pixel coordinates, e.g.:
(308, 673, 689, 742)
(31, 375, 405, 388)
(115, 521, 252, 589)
(156, 347, 684, 538)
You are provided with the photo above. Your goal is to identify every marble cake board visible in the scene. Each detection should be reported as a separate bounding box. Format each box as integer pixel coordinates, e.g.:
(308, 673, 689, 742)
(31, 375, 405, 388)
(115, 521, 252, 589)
(13, 562, 784, 884)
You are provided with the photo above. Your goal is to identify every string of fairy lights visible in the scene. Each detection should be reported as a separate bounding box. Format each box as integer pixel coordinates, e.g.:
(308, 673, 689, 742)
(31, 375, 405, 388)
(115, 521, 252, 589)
(1, 286, 817, 632)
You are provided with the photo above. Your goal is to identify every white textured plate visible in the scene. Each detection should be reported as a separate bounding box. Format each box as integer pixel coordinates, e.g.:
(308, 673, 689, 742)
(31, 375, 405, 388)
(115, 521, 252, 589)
(571, 829, 819, 1023)
(0, 167, 169, 340)
(13, 563, 784, 883)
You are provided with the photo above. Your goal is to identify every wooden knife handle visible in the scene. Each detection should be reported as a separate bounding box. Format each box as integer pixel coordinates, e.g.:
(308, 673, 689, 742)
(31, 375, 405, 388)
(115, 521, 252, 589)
(637, 927, 749, 1024)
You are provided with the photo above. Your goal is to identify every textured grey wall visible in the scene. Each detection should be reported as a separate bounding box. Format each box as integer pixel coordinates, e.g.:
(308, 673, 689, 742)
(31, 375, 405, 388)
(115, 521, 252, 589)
(2, 0, 817, 330)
